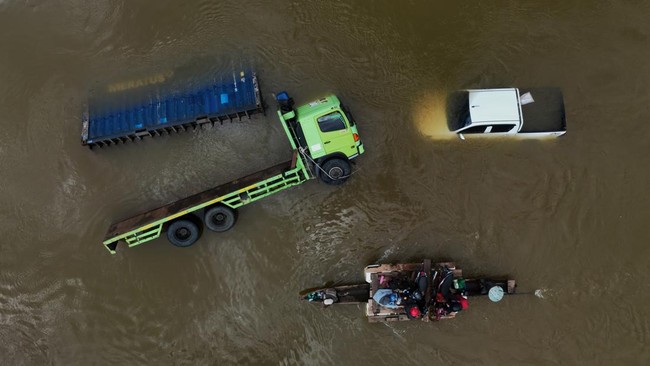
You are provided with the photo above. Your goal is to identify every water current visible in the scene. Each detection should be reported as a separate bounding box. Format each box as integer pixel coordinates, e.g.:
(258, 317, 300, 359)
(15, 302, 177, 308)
(0, 1, 649, 364)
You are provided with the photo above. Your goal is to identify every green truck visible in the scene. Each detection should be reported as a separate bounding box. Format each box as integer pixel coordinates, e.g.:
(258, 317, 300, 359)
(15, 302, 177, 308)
(102, 92, 365, 254)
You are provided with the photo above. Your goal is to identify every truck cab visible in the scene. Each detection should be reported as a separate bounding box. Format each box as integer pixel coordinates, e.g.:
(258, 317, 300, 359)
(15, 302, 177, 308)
(447, 88, 566, 139)
(277, 93, 364, 184)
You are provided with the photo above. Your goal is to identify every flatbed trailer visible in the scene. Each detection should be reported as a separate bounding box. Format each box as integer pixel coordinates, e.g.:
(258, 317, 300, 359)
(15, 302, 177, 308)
(103, 153, 308, 253)
(101, 92, 365, 254)
(82, 70, 262, 148)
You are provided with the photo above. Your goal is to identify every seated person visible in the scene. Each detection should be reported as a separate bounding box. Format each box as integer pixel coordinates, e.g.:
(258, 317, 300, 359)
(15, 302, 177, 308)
(405, 304, 423, 320)
(436, 293, 469, 315)
(445, 300, 463, 313)
(437, 269, 455, 302)
(372, 289, 402, 309)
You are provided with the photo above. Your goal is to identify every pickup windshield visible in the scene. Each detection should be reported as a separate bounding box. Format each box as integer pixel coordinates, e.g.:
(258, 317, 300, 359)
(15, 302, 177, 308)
(446, 91, 470, 132)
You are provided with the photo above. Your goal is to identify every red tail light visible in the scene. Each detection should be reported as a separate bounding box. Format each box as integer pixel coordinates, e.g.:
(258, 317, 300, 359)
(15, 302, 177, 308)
(353, 133, 360, 142)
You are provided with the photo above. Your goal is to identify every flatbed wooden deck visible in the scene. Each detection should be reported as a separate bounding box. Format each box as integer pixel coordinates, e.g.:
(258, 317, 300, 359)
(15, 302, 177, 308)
(104, 159, 294, 242)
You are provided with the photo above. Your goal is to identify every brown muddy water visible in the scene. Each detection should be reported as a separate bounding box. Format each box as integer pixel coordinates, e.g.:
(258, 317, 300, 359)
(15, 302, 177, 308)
(1, 1, 649, 365)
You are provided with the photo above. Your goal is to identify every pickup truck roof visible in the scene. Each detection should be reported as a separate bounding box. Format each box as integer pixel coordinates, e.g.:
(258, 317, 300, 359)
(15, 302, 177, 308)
(467, 88, 520, 124)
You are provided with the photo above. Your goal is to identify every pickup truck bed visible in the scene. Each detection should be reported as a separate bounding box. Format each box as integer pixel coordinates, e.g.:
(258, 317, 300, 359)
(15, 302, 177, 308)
(519, 88, 566, 133)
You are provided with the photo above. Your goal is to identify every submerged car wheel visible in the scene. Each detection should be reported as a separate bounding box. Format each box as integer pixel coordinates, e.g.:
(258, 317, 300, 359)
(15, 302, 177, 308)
(204, 205, 237, 232)
(167, 219, 201, 247)
(319, 158, 351, 185)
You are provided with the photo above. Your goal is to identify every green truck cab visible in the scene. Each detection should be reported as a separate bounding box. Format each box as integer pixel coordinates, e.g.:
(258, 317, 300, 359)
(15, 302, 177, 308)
(101, 91, 364, 254)
(277, 92, 364, 184)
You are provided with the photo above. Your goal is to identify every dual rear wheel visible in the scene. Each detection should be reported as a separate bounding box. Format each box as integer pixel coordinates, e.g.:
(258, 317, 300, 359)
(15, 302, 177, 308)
(166, 205, 237, 247)
(319, 158, 351, 185)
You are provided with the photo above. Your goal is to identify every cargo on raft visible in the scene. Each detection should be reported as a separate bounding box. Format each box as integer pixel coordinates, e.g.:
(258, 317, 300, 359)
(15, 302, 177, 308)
(300, 259, 516, 323)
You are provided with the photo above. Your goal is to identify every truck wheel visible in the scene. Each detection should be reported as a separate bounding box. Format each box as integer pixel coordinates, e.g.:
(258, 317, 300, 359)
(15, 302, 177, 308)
(319, 158, 351, 185)
(204, 205, 237, 232)
(167, 219, 201, 247)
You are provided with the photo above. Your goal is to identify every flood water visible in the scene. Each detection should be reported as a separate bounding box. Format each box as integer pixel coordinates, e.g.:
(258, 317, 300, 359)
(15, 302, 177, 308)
(1, 1, 650, 364)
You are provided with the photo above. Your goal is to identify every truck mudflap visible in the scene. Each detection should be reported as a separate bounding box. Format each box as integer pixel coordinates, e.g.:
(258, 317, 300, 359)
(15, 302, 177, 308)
(83, 70, 263, 148)
(102, 151, 310, 254)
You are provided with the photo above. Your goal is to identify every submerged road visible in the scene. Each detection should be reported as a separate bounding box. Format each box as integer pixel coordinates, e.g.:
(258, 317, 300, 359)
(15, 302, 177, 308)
(0, 1, 649, 364)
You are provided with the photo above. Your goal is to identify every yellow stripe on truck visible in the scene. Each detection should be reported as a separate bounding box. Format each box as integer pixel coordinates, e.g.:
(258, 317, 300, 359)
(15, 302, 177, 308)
(238, 184, 257, 193)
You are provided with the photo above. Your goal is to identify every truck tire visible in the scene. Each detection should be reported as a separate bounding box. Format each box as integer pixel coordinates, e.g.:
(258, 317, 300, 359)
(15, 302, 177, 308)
(167, 219, 201, 247)
(204, 205, 237, 232)
(319, 158, 351, 185)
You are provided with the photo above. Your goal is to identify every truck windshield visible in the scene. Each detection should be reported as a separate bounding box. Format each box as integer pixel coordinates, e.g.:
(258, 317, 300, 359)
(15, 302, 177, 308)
(317, 112, 347, 132)
(446, 91, 470, 132)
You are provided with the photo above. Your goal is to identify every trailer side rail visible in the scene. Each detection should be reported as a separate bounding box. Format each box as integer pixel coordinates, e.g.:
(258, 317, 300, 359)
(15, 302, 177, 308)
(103, 151, 310, 254)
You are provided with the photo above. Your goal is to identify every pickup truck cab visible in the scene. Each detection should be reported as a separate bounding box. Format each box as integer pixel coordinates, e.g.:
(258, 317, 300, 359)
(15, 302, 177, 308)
(446, 88, 566, 139)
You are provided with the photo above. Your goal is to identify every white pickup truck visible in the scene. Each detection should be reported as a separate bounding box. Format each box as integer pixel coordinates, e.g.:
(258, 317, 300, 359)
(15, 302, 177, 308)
(446, 88, 566, 139)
